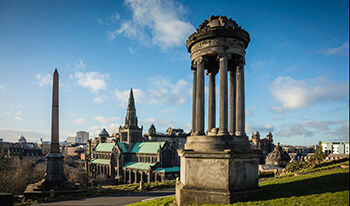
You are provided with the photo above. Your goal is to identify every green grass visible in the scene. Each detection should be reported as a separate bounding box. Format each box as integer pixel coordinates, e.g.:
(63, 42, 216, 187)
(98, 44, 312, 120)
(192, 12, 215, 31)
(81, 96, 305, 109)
(101, 181, 175, 194)
(127, 166, 349, 206)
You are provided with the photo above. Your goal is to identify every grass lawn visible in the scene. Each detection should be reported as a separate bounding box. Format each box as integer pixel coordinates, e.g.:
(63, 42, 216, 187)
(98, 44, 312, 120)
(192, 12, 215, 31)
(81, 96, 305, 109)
(127, 166, 349, 206)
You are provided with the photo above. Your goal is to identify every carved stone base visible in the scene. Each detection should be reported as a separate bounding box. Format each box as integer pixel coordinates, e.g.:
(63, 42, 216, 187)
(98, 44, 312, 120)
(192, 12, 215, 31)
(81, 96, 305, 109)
(176, 149, 262, 205)
(185, 134, 250, 151)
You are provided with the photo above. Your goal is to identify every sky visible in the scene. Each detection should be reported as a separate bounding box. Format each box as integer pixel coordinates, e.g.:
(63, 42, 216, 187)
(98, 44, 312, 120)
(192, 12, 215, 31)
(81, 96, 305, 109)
(0, 0, 348, 146)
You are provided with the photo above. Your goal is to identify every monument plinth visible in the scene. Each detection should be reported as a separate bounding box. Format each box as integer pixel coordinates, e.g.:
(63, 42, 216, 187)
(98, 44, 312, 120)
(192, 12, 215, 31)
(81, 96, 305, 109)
(176, 16, 262, 205)
(24, 69, 83, 197)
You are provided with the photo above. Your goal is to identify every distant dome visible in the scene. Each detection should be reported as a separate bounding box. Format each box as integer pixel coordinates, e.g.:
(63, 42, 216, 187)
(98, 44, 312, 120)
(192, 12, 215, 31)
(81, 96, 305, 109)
(267, 132, 272, 136)
(254, 131, 259, 136)
(99, 128, 109, 136)
(265, 143, 290, 167)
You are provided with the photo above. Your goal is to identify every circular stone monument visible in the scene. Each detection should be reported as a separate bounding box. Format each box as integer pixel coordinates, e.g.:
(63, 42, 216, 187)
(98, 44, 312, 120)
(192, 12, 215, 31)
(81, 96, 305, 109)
(266, 143, 291, 167)
(176, 16, 262, 205)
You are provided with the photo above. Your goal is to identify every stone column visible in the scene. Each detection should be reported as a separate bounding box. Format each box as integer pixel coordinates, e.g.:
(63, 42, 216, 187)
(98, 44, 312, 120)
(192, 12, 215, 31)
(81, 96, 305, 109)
(134, 171, 138, 183)
(195, 57, 206, 135)
(229, 70, 236, 135)
(192, 65, 197, 135)
(207, 70, 216, 135)
(218, 53, 231, 136)
(123, 169, 127, 183)
(147, 171, 151, 183)
(129, 170, 132, 184)
(235, 58, 246, 136)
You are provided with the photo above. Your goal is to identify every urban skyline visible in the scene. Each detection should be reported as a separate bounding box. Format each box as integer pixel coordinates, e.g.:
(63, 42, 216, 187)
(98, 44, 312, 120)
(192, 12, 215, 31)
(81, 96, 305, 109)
(0, 0, 348, 146)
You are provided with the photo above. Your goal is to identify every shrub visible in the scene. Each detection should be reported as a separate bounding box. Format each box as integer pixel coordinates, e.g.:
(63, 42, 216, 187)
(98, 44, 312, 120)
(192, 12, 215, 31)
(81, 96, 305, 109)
(285, 160, 316, 173)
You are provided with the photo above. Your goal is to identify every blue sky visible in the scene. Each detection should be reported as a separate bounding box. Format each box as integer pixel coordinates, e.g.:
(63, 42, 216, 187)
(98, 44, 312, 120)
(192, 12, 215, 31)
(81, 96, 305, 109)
(0, 0, 348, 146)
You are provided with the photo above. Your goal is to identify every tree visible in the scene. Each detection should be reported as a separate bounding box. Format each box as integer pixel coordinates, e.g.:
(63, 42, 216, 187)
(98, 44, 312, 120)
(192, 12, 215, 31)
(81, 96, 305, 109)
(312, 141, 325, 163)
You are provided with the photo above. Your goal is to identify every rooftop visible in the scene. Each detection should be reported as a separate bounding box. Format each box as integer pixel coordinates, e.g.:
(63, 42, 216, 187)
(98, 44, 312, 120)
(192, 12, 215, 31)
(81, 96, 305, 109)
(123, 162, 155, 170)
(130, 142, 165, 154)
(94, 143, 115, 152)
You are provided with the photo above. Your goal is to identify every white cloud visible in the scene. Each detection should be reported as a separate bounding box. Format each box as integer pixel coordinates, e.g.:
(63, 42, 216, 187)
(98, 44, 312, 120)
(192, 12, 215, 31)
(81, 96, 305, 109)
(74, 59, 86, 70)
(148, 76, 190, 106)
(269, 106, 284, 114)
(159, 108, 175, 114)
(93, 95, 106, 104)
(14, 116, 23, 121)
(246, 106, 256, 117)
(246, 122, 274, 135)
(88, 123, 120, 138)
(318, 41, 349, 56)
(108, 0, 195, 50)
(276, 120, 349, 139)
(74, 71, 109, 94)
(35, 73, 52, 87)
(15, 111, 21, 116)
(73, 118, 86, 124)
(140, 117, 176, 131)
(114, 76, 190, 107)
(94, 116, 121, 124)
(0, 128, 50, 142)
(270, 76, 348, 110)
(0, 85, 4, 91)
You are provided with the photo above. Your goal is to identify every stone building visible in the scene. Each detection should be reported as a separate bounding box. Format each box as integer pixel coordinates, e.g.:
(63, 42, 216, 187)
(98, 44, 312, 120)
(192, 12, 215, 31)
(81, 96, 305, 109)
(85, 89, 180, 184)
(18, 134, 27, 144)
(144, 125, 189, 166)
(249, 131, 274, 164)
(7, 144, 45, 163)
(321, 141, 349, 155)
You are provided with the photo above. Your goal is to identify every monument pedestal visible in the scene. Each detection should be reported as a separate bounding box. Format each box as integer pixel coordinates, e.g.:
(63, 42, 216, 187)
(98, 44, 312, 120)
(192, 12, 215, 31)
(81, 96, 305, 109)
(44, 153, 65, 184)
(176, 148, 262, 205)
(24, 153, 84, 198)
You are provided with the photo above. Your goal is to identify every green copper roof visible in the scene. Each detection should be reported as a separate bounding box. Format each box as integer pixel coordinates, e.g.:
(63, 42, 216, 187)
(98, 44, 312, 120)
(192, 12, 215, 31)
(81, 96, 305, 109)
(117, 142, 128, 152)
(123, 162, 155, 170)
(154, 166, 180, 173)
(130, 142, 165, 154)
(95, 143, 115, 152)
(90, 159, 110, 165)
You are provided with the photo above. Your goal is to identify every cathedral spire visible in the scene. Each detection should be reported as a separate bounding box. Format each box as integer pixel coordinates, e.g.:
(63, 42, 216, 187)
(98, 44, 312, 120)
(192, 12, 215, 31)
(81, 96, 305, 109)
(128, 88, 136, 111)
(125, 88, 138, 128)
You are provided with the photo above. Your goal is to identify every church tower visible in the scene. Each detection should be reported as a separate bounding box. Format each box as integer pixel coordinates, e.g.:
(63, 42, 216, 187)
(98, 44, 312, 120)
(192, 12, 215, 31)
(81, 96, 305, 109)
(119, 88, 143, 149)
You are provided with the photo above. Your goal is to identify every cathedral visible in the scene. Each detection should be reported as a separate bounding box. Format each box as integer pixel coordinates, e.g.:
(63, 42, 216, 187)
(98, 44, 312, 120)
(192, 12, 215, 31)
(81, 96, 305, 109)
(85, 89, 180, 184)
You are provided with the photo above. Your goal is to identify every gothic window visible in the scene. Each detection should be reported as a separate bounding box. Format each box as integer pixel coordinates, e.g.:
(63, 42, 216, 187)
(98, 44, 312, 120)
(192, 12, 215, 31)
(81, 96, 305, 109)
(121, 132, 127, 142)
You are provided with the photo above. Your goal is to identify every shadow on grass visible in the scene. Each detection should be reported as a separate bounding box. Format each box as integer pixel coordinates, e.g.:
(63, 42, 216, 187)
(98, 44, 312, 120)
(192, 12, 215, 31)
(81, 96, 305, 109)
(256, 172, 349, 201)
(315, 158, 349, 169)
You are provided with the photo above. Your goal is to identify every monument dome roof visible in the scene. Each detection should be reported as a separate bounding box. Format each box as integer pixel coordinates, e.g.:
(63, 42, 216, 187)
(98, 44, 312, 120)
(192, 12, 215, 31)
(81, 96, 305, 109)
(186, 15, 250, 52)
(266, 143, 291, 167)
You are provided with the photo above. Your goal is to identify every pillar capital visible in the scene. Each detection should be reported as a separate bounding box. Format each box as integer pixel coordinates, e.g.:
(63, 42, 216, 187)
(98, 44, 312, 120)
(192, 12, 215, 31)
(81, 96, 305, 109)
(193, 56, 208, 66)
(235, 57, 245, 67)
(206, 68, 219, 75)
(217, 52, 232, 61)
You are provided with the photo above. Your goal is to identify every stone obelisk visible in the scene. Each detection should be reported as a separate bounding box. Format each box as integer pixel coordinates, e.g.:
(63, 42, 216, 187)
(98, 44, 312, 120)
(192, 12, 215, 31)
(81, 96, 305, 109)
(44, 69, 65, 185)
(24, 69, 83, 197)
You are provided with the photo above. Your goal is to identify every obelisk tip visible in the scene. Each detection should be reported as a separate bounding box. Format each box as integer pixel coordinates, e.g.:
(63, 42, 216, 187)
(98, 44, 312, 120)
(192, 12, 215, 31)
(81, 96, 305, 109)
(54, 68, 58, 74)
